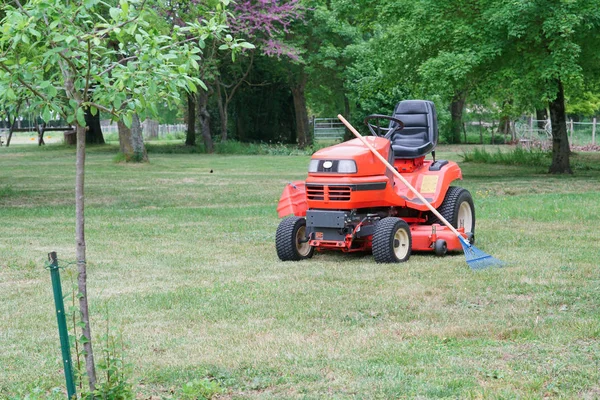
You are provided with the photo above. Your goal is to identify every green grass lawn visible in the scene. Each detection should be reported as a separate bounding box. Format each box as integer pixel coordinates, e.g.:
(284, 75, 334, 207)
(1, 143, 599, 399)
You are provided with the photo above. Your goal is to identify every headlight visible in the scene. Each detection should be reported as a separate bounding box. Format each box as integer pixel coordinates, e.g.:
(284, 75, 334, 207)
(308, 159, 319, 172)
(338, 160, 357, 173)
(308, 159, 357, 173)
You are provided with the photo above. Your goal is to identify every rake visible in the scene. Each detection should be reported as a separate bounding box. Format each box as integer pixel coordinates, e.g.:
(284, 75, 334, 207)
(337, 114, 503, 270)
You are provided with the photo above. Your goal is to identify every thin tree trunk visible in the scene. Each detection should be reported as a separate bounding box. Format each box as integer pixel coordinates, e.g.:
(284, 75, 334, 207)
(75, 122, 97, 391)
(216, 55, 254, 142)
(37, 122, 46, 146)
(216, 82, 228, 142)
(548, 80, 572, 174)
(6, 106, 20, 147)
(449, 92, 466, 144)
(291, 74, 310, 148)
(344, 95, 350, 119)
(343, 95, 351, 140)
(117, 114, 148, 162)
(186, 93, 196, 146)
(197, 90, 213, 153)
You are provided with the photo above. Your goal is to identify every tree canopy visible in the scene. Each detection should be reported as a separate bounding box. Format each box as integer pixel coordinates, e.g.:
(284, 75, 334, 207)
(2, 0, 600, 173)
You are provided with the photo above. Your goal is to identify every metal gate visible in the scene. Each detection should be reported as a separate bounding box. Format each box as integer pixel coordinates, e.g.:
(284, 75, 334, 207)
(313, 118, 345, 142)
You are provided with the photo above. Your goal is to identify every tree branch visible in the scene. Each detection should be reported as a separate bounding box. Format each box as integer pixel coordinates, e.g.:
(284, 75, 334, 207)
(13, 0, 31, 18)
(81, 101, 116, 117)
(84, 39, 92, 101)
(98, 55, 137, 77)
(99, 36, 201, 77)
(58, 51, 80, 77)
(0, 61, 48, 102)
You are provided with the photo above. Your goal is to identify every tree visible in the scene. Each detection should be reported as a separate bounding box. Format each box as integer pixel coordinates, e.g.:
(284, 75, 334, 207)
(217, 0, 304, 144)
(0, 0, 225, 391)
(487, 0, 600, 173)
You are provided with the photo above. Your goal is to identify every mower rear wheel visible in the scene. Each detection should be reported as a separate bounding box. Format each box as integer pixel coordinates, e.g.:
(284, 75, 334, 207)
(430, 186, 475, 234)
(276, 217, 314, 261)
(372, 217, 412, 263)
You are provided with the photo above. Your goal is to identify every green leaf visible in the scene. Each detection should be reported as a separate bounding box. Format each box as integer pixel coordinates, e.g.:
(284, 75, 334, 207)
(90, 106, 98, 116)
(42, 106, 52, 123)
(239, 42, 255, 49)
(76, 107, 86, 127)
(120, 0, 129, 16)
(109, 7, 121, 21)
(6, 87, 16, 101)
(47, 85, 57, 98)
(123, 113, 132, 128)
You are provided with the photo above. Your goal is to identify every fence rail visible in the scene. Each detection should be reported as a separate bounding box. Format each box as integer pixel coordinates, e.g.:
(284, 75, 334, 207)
(100, 123, 187, 139)
(313, 118, 345, 141)
(467, 117, 597, 147)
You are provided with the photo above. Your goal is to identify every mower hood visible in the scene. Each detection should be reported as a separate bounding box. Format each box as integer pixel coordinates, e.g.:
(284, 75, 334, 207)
(310, 137, 390, 177)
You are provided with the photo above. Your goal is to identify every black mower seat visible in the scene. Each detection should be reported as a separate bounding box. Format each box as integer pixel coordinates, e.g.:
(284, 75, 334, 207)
(389, 100, 438, 159)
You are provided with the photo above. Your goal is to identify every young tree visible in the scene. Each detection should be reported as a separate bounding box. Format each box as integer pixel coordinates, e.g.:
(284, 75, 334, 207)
(0, 0, 227, 391)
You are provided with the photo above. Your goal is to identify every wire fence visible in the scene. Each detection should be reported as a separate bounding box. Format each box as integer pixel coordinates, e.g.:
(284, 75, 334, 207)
(100, 122, 187, 139)
(465, 118, 598, 148)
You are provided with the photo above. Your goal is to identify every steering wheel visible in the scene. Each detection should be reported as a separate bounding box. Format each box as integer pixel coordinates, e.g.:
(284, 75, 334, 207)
(363, 114, 405, 139)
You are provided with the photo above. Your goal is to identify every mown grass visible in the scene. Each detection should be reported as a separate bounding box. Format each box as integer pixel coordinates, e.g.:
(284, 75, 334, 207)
(1, 143, 600, 399)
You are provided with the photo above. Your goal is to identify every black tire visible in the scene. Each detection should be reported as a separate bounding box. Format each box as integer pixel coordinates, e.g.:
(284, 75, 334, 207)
(276, 217, 314, 261)
(434, 239, 447, 257)
(429, 187, 475, 234)
(372, 217, 412, 263)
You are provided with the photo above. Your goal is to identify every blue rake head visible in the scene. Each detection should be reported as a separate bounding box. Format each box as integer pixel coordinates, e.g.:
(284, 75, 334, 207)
(459, 237, 504, 270)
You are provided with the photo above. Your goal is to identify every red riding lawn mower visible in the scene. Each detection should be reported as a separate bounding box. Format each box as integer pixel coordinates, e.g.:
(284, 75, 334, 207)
(275, 100, 476, 263)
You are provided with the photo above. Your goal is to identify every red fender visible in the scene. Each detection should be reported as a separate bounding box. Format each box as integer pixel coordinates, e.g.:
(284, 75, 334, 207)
(277, 181, 307, 217)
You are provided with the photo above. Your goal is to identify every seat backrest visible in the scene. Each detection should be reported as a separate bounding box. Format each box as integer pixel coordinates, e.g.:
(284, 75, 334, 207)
(389, 100, 438, 159)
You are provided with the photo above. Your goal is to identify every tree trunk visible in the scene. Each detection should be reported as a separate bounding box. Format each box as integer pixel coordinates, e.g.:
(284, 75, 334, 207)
(6, 101, 21, 147)
(449, 92, 466, 144)
(291, 74, 310, 148)
(75, 122, 97, 391)
(84, 107, 105, 144)
(186, 93, 196, 146)
(498, 115, 510, 136)
(197, 90, 213, 153)
(548, 80, 572, 174)
(344, 95, 351, 119)
(117, 114, 148, 162)
(536, 108, 548, 130)
(37, 123, 46, 146)
(6, 106, 20, 147)
(343, 95, 351, 140)
(216, 82, 228, 142)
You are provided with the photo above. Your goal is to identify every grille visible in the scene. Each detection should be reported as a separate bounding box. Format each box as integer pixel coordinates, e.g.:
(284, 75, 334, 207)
(328, 185, 351, 201)
(307, 185, 351, 201)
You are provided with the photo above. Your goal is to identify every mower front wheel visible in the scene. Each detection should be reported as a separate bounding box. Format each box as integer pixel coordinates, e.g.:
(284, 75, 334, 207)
(372, 217, 412, 263)
(276, 217, 314, 261)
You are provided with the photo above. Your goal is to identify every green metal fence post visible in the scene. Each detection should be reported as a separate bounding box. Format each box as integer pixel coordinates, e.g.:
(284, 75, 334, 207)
(47, 252, 77, 399)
